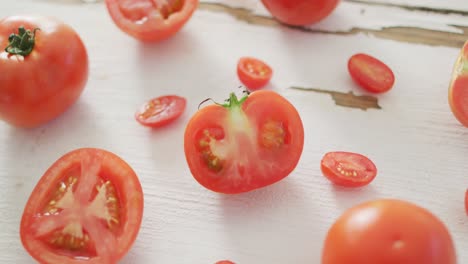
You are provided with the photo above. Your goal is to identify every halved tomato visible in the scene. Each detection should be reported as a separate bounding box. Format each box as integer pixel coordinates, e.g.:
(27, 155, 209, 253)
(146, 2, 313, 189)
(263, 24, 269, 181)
(321, 151, 377, 187)
(135, 95, 186, 128)
(348, 53, 395, 93)
(237, 57, 273, 90)
(448, 40, 468, 127)
(20, 148, 144, 264)
(105, 0, 199, 42)
(184, 90, 304, 194)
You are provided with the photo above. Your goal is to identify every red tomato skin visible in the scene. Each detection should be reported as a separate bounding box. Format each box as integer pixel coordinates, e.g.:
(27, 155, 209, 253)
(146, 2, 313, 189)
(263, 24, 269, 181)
(20, 148, 144, 264)
(135, 95, 187, 128)
(237, 57, 273, 90)
(216, 261, 235, 264)
(0, 16, 88, 128)
(261, 0, 340, 26)
(348, 53, 395, 93)
(184, 90, 304, 194)
(448, 40, 468, 127)
(320, 151, 377, 187)
(322, 199, 457, 264)
(105, 0, 199, 42)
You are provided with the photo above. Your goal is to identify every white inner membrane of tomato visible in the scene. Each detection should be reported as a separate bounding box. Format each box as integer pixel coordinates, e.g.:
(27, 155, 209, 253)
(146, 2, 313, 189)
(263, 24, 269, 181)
(118, 0, 184, 22)
(31, 153, 120, 261)
(199, 106, 288, 181)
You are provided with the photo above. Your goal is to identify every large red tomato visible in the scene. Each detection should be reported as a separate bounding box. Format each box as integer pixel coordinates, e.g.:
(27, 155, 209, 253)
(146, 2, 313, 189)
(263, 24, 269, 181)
(261, 0, 340, 26)
(322, 199, 457, 264)
(0, 16, 88, 128)
(20, 148, 144, 264)
(184, 90, 304, 194)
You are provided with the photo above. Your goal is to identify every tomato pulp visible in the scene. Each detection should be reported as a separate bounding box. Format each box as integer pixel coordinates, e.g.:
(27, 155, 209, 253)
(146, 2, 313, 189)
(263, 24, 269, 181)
(0, 16, 88, 128)
(20, 148, 144, 264)
(184, 90, 304, 194)
(105, 0, 199, 42)
(322, 199, 457, 264)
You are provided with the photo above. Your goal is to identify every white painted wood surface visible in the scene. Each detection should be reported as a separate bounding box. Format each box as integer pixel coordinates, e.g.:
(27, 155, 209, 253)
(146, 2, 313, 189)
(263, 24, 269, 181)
(1, 0, 468, 263)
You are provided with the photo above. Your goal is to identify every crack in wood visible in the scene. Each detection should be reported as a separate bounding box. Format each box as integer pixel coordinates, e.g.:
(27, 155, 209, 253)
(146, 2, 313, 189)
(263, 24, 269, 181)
(199, 2, 468, 48)
(290, 86, 382, 111)
(344, 0, 468, 16)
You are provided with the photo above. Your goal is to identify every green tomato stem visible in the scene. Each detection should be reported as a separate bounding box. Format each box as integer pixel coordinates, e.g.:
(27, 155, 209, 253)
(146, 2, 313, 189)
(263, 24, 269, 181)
(4, 26, 40, 56)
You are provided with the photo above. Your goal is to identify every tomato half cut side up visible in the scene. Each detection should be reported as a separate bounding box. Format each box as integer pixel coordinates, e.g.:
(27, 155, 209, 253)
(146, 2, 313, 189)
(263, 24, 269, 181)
(135, 95, 187, 128)
(184, 90, 304, 194)
(105, 0, 199, 42)
(448, 40, 468, 127)
(237, 57, 273, 90)
(20, 148, 144, 264)
(348, 53, 395, 93)
(321, 151, 377, 187)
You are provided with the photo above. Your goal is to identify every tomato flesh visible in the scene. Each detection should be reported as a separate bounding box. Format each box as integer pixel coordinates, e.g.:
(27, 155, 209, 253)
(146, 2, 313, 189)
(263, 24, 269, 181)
(105, 0, 198, 42)
(20, 148, 144, 264)
(448, 40, 468, 127)
(322, 199, 457, 264)
(261, 0, 340, 26)
(348, 53, 395, 93)
(184, 90, 304, 194)
(321, 151, 377, 187)
(237, 57, 273, 90)
(135, 95, 187, 127)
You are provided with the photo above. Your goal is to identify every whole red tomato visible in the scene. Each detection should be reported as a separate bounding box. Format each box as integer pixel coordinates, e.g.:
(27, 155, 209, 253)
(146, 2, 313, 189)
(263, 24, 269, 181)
(322, 199, 457, 264)
(261, 0, 340, 26)
(0, 16, 88, 128)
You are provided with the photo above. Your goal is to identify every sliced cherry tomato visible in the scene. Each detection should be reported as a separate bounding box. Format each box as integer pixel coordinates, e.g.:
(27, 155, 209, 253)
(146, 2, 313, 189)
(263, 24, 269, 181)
(105, 0, 198, 42)
(215, 261, 235, 264)
(20, 148, 144, 264)
(0, 16, 88, 128)
(448, 40, 468, 127)
(184, 90, 304, 194)
(135, 95, 186, 128)
(322, 199, 457, 264)
(261, 0, 340, 26)
(237, 57, 273, 90)
(320, 151, 377, 187)
(348, 53, 395, 93)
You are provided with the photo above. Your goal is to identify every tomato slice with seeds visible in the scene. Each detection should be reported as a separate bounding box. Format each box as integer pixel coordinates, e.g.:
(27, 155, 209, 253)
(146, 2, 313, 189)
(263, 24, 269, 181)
(321, 151, 377, 187)
(348, 53, 395, 93)
(20, 148, 144, 264)
(105, 0, 198, 42)
(237, 57, 273, 90)
(135, 95, 186, 128)
(184, 90, 304, 194)
(448, 40, 468, 127)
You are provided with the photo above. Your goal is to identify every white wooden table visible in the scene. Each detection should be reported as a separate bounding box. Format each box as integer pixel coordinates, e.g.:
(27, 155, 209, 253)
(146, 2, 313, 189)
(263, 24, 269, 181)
(1, 0, 468, 263)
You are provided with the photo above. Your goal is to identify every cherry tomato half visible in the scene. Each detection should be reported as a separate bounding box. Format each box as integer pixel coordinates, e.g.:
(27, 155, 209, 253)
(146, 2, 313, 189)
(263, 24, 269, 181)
(261, 0, 340, 26)
(320, 151, 377, 187)
(237, 57, 273, 90)
(184, 90, 304, 194)
(0, 16, 88, 128)
(20, 148, 144, 264)
(105, 0, 199, 42)
(348, 53, 395, 93)
(135, 95, 187, 128)
(322, 199, 457, 264)
(448, 40, 468, 127)
(215, 261, 235, 264)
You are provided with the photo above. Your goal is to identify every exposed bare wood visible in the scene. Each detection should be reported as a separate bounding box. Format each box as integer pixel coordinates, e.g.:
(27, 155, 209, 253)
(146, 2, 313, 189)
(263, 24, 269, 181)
(344, 0, 468, 16)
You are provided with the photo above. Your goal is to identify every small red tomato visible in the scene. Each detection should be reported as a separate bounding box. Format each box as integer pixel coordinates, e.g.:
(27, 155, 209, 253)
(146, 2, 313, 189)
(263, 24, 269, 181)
(20, 148, 144, 264)
(322, 199, 457, 264)
(321, 151, 377, 187)
(448, 40, 468, 127)
(237, 57, 273, 90)
(135, 95, 187, 128)
(348, 53, 395, 93)
(261, 0, 340, 26)
(216, 261, 235, 264)
(105, 0, 198, 42)
(0, 16, 88, 128)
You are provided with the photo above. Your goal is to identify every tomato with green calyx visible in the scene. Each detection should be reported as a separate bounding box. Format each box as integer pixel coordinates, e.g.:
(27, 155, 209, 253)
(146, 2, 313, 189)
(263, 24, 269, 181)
(184, 90, 304, 194)
(448, 40, 468, 127)
(322, 199, 457, 264)
(105, 0, 198, 42)
(20, 148, 144, 264)
(0, 16, 88, 128)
